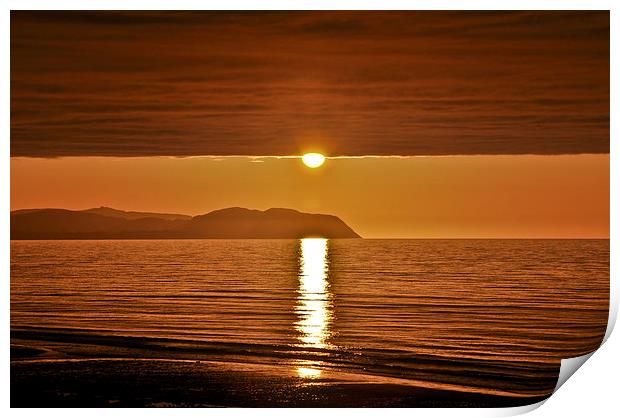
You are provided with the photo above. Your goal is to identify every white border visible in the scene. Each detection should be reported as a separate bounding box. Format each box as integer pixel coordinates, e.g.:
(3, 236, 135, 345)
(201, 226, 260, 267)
(3, 2, 616, 417)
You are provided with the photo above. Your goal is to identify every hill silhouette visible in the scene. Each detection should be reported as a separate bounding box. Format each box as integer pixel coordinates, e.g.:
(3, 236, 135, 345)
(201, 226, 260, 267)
(83, 206, 191, 221)
(10, 207, 361, 239)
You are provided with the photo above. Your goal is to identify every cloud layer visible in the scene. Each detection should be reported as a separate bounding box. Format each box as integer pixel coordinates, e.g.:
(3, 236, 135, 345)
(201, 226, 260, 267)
(11, 11, 609, 157)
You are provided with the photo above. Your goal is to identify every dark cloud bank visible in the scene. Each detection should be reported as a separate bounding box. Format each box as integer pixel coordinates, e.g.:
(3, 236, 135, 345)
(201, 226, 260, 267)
(11, 11, 609, 157)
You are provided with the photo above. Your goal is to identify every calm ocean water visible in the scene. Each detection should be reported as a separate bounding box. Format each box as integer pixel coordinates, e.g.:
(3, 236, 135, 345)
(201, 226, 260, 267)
(11, 239, 609, 398)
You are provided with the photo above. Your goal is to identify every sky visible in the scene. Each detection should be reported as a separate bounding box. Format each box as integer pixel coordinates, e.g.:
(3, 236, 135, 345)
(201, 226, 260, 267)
(10, 11, 609, 238)
(11, 11, 609, 157)
(10, 155, 609, 238)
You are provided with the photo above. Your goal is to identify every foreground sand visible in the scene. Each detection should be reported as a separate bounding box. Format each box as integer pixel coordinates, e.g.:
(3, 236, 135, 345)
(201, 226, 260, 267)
(11, 328, 552, 408)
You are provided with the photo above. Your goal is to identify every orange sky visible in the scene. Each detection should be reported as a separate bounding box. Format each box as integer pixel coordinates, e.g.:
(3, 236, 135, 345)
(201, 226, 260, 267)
(10, 12, 609, 239)
(10, 154, 609, 238)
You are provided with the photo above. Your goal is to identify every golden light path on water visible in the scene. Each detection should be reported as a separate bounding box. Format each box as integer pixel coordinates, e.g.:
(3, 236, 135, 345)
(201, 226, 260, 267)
(295, 238, 333, 378)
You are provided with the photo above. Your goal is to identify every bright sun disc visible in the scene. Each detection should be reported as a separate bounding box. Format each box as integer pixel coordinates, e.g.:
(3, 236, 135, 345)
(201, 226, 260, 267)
(302, 153, 326, 168)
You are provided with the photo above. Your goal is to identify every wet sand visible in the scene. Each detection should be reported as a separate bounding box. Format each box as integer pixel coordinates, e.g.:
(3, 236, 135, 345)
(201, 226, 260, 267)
(11, 328, 552, 408)
(11, 359, 550, 408)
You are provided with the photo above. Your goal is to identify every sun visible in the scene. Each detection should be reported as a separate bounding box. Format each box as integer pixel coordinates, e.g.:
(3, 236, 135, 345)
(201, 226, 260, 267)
(301, 153, 326, 168)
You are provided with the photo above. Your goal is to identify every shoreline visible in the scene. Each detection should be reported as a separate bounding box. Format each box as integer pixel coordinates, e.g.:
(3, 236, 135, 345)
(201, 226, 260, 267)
(11, 327, 555, 408)
(11, 357, 550, 408)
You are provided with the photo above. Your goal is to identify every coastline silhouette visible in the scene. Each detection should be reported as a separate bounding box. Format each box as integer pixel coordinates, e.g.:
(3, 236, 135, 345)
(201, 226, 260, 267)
(10, 206, 361, 239)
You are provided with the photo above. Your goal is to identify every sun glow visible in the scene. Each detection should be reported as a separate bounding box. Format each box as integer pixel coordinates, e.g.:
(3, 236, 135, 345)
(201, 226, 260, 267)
(301, 153, 326, 168)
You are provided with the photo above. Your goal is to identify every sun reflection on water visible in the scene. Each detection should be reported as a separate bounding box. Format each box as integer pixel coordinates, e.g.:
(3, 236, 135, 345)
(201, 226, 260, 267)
(296, 364, 323, 379)
(295, 238, 333, 378)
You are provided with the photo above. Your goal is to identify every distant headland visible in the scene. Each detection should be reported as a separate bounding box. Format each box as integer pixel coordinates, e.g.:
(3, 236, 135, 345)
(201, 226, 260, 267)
(10, 207, 361, 240)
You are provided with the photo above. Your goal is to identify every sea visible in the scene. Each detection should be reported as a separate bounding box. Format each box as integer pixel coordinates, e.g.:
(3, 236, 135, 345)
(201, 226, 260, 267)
(10, 239, 609, 399)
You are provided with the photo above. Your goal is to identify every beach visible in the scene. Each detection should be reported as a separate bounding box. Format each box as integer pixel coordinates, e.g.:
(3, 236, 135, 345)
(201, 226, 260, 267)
(11, 328, 551, 408)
